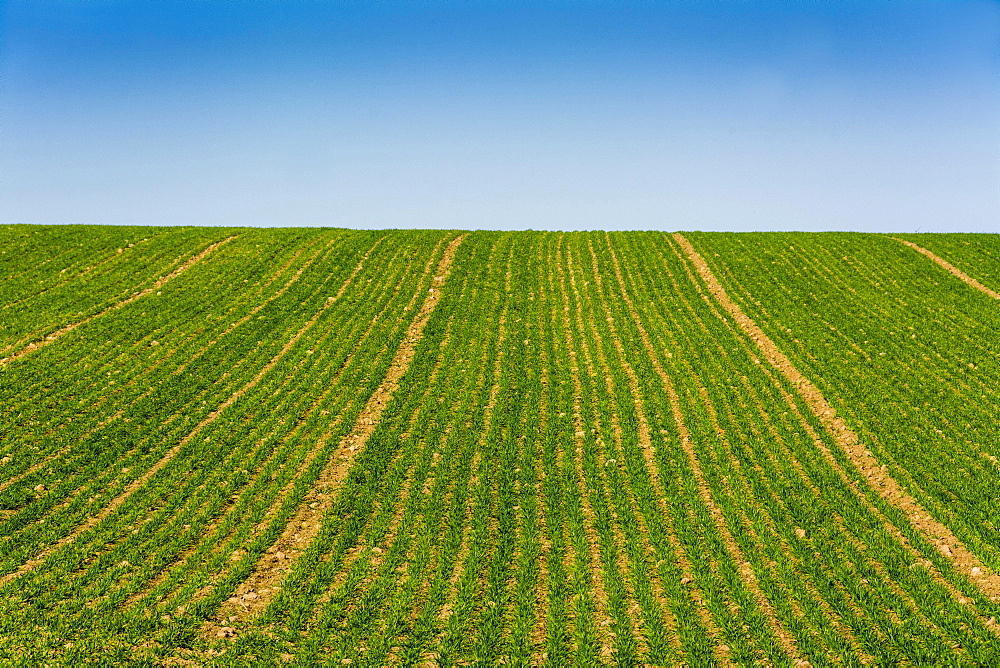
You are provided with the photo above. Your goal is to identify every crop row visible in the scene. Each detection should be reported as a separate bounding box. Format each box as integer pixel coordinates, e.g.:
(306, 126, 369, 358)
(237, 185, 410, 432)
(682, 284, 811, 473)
(2, 227, 998, 664)
(0, 226, 230, 356)
(203, 231, 1000, 664)
(0, 228, 455, 661)
(896, 233, 1000, 295)
(683, 232, 1000, 589)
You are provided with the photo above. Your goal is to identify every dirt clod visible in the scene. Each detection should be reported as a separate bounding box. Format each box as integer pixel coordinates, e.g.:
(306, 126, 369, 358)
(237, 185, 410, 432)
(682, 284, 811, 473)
(216, 627, 236, 639)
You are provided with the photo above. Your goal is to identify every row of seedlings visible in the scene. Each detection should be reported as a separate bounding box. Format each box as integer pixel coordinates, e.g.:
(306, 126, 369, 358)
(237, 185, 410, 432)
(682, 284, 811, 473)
(684, 232, 1000, 589)
(0, 230, 442, 656)
(0, 226, 232, 355)
(215, 232, 510, 663)
(0, 229, 343, 565)
(596, 231, 1000, 663)
(0, 225, 166, 317)
(896, 233, 1000, 295)
(0, 228, 356, 659)
(0, 228, 331, 492)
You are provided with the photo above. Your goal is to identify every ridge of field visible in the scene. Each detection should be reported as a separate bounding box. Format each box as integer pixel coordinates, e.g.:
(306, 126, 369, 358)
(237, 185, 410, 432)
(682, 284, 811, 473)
(0, 225, 997, 664)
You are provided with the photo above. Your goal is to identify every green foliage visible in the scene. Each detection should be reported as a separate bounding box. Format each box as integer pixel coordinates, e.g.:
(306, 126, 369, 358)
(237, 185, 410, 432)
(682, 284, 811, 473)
(0, 226, 997, 664)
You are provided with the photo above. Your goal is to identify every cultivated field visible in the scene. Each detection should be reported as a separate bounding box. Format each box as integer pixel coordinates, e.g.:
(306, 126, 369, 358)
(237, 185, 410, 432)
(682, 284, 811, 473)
(1, 226, 999, 665)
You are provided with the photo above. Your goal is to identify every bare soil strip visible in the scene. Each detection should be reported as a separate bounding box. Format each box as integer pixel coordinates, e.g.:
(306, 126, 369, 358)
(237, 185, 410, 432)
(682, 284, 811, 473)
(222, 234, 467, 622)
(673, 232, 1000, 603)
(655, 236, 883, 658)
(188, 239, 449, 622)
(309, 312, 457, 619)
(893, 238, 1000, 300)
(0, 238, 345, 542)
(327, 321, 458, 635)
(183, 240, 444, 620)
(190, 240, 449, 637)
(760, 355, 999, 632)
(0, 236, 237, 366)
(312, 262, 467, 627)
(0, 237, 383, 590)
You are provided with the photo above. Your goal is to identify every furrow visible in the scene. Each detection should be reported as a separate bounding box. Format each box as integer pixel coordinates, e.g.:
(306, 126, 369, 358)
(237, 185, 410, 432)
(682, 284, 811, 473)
(171, 237, 432, 613)
(302, 296, 462, 629)
(312, 319, 454, 617)
(289, 235, 499, 665)
(25, 234, 415, 619)
(643, 234, 885, 659)
(654, 234, 991, 659)
(183, 235, 441, 624)
(584, 238, 707, 663)
(603, 236, 732, 665)
(386, 297, 506, 663)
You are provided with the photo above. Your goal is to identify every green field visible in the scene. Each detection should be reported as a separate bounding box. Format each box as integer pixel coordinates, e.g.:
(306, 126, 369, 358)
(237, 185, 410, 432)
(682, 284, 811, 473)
(2, 225, 999, 665)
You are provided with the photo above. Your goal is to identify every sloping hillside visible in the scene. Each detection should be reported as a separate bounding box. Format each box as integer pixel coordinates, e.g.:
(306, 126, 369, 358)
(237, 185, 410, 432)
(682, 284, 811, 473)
(1, 226, 999, 664)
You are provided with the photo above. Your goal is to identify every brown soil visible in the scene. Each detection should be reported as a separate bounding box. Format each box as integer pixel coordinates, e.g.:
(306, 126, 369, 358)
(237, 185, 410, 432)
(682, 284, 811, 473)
(150, 238, 390, 606)
(186, 238, 450, 622)
(0, 236, 237, 366)
(724, 370, 879, 656)
(655, 238, 876, 656)
(893, 238, 1000, 300)
(673, 232, 1000, 603)
(217, 234, 466, 623)
(694, 262, 1000, 634)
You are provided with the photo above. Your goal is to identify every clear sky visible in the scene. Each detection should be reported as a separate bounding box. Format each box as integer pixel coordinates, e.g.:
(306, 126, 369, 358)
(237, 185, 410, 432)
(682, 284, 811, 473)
(2, 0, 998, 232)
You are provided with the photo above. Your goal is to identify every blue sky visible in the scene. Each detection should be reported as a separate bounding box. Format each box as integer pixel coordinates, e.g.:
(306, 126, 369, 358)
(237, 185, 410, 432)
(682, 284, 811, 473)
(1, 0, 997, 232)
